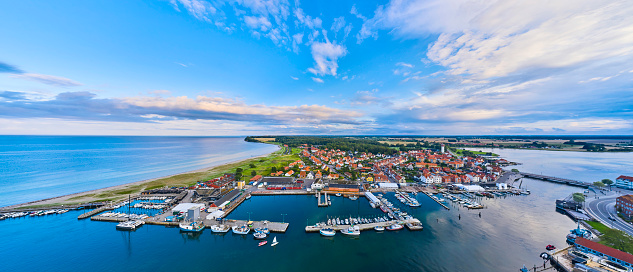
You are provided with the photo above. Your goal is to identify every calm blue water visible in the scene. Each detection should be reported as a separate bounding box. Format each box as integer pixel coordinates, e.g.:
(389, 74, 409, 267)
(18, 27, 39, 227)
(1, 146, 631, 271)
(0, 136, 278, 207)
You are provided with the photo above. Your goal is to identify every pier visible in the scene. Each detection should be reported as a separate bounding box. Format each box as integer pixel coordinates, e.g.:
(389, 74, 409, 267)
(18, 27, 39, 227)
(316, 191, 330, 207)
(520, 172, 589, 188)
(90, 214, 289, 232)
(422, 192, 450, 210)
(77, 205, 116, 219)
(305, 218, 423, 232)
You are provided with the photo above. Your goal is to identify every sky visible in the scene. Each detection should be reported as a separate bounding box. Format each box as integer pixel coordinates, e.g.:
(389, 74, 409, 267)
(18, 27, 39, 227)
(0, 0, 632, 136)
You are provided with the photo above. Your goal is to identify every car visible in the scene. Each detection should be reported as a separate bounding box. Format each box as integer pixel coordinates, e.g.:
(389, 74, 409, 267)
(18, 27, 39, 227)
(608, 215, 616, 221)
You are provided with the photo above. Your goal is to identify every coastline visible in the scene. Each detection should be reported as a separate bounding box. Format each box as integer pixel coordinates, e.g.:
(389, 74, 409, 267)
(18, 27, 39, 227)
(1, 144, 280, 210)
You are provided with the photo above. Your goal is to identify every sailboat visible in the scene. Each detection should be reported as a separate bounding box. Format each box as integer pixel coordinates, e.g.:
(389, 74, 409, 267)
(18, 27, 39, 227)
(270, 236, 278, 246)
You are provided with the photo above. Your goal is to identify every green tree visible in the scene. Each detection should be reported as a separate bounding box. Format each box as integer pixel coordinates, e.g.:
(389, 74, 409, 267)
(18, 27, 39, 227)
(594, 181, 605, 188)
(511, 169, 520, 173)
(251, 170, 256, 176)
(249, 163, 256, 168)
(271, 166, 277, 173)
(602, 179, 614, 186)
(572, 192, 585, 204)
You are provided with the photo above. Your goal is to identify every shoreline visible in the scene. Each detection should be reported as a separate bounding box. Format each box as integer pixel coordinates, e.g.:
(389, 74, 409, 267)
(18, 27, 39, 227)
(1, 144, 280, 210)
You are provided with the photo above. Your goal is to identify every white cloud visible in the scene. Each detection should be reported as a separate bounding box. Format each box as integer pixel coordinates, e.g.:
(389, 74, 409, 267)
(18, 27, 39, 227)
(307, 40, 347, 76)
(331, 16, 346, 33)
(290, 76, 299, 80)
(312, 77, 324, 83)
(170, 0, 217, 22)
(244, 15, 272, 31)
(11, 73, 82, 87)
(396, 62, 413, 68)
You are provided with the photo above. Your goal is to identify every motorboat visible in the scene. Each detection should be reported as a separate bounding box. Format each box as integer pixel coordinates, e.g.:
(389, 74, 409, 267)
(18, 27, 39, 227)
(545, 245, 556, 251)
(271, 236, 278, 246)
(253, 232, 267, 239)
(258, 241, 268, 246)
(232, 225, 251, 235)
(374, 226, 385, 231)
(336, 193, 342, 197)
(341, 226, 360, 236)
(254, 227, 270, 234)
(245, 194, 251, 199)
(320, 228, 336, 237)
(345, 219, 349, 225)
(336, 218, 341, 225)
(116, 220, 144, 231)
(210, 224, 230, 233)
(386, 224, 403, 231)
(349, 196, 358, 200)
(179, 221, 204, 232)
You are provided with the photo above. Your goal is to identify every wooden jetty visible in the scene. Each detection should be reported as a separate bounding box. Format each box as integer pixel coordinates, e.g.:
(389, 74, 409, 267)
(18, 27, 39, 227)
(521, 172, 589, 188)
(317, 191, 330, 207)
(422, 192, 450, 210)
(78, 206, 116, 219)
(305, 218, 422, 232)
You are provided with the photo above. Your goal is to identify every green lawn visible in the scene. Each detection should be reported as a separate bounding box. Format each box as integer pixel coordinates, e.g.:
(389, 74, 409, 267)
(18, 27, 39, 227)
(587, 220, 610, 233)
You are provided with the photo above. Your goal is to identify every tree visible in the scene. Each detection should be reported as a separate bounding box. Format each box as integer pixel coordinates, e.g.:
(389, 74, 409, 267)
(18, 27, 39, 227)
(572, 192, 585, 204)
(271, 166, 277, 173)
(249, 163, 256, 168)
(593, 181, 605, 188)
(602, 179, 614, 186)
(251, 170, 256, 176)
(511, 169, 520, 173)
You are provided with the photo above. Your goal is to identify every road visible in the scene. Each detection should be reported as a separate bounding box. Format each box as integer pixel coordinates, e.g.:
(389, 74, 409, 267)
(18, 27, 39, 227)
(584, 190, 633, 236)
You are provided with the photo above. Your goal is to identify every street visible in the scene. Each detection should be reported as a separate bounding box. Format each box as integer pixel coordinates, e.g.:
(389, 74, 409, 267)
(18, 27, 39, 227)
(584, 190, 633, 236)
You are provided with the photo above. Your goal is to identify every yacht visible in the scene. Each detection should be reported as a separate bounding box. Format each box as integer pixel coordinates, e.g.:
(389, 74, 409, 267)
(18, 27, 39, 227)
(210, 224, 230, 233)
(335, 193, 342, 197)
(271, 236, 279, 246)
(254, 227, 270, 234)
(319, 228, 336, 237)
(232, 225, 251, 235)
(116, 220, 144, 231)
(349, 196, 358, 200)
(341, 226, 360, 236)
(374, 226, 385, 232)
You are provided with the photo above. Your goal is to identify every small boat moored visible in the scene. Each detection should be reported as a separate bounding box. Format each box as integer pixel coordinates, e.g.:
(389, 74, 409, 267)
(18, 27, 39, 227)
(232, 225, 251, 235)
(179, 221, 205, 233)
(253, 232, 267, 239)
(374, 226, 385, 232)
(341, 226, 360, 236)
(320, 228, 336, 237)
(386, 224, 403, 231)
(210, 224, 230, 233)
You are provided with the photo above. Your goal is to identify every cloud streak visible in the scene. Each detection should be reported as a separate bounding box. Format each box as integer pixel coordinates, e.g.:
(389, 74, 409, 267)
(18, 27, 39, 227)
(11, 73, 82, 87)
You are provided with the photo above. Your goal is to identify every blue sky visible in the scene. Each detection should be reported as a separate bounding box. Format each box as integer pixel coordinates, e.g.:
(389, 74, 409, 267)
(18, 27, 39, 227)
(1, 0, 632, 135)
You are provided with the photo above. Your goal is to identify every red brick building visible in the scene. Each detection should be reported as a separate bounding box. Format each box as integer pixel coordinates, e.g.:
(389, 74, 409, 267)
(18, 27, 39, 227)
(616, 195, 633, 219)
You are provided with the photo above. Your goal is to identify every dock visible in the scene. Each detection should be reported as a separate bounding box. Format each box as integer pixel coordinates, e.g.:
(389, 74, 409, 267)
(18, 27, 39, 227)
(562, 209, 591, 221)
(521, 172, 589, 188)
(90, 215, 289, 232)
(316, 191, 330, 207)
(305, 218, 422, 232)
(77, 205, 116, 219)
(422, 192, 450, 210)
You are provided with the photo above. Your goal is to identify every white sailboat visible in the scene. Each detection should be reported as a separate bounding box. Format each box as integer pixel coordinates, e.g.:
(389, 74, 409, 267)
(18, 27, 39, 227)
(270, 236, 278, 246)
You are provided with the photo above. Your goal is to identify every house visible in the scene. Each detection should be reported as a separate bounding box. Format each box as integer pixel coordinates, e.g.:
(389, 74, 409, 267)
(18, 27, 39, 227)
(249, 175, 263, 182)
(298, 171, 306, 179)
(285, 170, 294, 177)
(574, 237, 633, 269)
(306, 172, 314, 179)
(315, 171, 322, 179)
(616, 175, 633, 190)
(616, 195, 633, 219)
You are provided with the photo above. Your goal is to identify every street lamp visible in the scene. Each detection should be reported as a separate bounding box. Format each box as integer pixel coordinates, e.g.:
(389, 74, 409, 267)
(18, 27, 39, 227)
(247, 212, 252, 222)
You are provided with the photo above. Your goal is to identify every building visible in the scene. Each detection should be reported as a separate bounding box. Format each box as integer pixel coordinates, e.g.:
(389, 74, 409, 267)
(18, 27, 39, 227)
(616, 175, 633, 190)
(616, 195, 633, 219)
(574, 237, 633, 269)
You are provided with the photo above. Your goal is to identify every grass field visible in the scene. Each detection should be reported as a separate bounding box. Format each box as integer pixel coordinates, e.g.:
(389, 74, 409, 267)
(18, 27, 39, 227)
(452, 148, 498, 156)
(587, 220, 610, 233)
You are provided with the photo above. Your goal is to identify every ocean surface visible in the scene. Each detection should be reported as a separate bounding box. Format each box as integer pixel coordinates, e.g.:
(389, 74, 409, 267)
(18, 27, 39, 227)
(0, 136, 278, 207)
(1, 145, 632, 271)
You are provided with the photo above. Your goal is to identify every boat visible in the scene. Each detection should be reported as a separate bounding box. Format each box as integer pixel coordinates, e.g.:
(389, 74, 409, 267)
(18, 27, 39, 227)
(258, 241, 268, 246)
(335, 193, 342, 197)
(180, 221, 205, 232)
(210, 224, 230, 233)
(271, 236, 278, 246)
(374, 226, 385, 231)
(386, 224, 403, 231)
(336, 218, 341, 225)
(345, 219, 349, 225)
(340, 226, 360, 236)
(245, 194, 251, 199)
(116, 220, 144, 231)
(320, 228, 336, 237)
(546, 244, 556, 251)
(254, 227, 270, 234)
(253, 232, 267, 239)
(232, 225, 251, 235)
(566, 223, 591, 243)
(540, 252, 551, 260)
(520, 265, 528, 272)
(349, 196, 358, 200)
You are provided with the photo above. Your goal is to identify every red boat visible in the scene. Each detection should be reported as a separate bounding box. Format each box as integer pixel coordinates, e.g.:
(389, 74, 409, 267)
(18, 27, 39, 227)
(546, 245, 556, 251)
(380, 206, 388, 213)
(258, 241, 268, 247)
